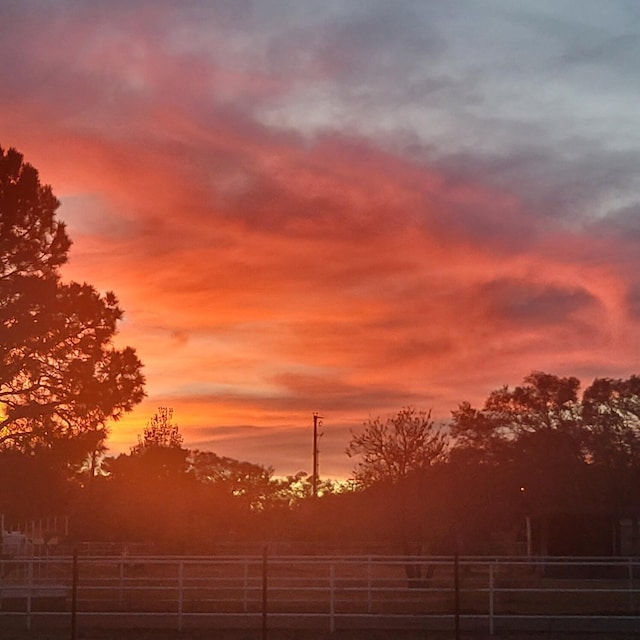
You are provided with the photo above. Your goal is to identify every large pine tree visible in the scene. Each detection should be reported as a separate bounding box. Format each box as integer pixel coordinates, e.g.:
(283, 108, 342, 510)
(0, 146, 145, 468)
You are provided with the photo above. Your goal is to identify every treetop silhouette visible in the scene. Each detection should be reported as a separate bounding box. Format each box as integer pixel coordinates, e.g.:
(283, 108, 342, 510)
(346, 406, 447, 487)
(0, 145, 145, 463)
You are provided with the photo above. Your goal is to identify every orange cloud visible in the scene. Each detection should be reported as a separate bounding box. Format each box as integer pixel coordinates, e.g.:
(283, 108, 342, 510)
(2, 2, 640, 478)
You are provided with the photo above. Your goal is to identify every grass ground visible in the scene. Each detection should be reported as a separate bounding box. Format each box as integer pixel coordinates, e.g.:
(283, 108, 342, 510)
(2, 630, 640, 640)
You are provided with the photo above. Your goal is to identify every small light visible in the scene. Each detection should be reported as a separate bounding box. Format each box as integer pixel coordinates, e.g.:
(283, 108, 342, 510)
(520, 486, 526, 492)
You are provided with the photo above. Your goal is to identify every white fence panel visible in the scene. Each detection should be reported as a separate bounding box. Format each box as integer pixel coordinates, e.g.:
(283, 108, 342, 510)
(1, 554, 640, 634)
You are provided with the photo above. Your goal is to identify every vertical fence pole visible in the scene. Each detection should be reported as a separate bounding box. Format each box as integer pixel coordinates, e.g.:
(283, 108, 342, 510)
(243, 558, 249, 612)
(367, 555, 372, 614)
(177, 559, 184, 632)
(26, 555, 33, 632)
(329, 561, 336, 634)
(262, 546, 268, 640)
(454, 553, 460, 640)
(489, 562, 495, 636)
(118, 559, 124, 608)
(629, 558, 634, 614)
(71, 548, 78, 640)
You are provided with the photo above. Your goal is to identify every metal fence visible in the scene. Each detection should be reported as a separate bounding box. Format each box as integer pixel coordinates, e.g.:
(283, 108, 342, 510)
(2, 554, 640, 635)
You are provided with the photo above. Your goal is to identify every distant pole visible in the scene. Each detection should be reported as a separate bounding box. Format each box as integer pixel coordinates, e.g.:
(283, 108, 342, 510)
(312, 413, 323, 497)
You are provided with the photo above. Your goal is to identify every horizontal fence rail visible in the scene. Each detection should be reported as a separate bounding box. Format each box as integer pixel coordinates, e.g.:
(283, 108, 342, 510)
(2, 554, 640, 634)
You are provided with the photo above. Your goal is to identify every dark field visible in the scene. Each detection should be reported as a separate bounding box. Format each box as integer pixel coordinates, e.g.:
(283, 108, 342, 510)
(2, 632, 640, 640)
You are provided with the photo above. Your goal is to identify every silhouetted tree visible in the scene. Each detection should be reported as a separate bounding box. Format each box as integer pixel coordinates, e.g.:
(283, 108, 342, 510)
(451, 371, 640, 472)
(106, 407, 188, 480)
(133, 406, 183, 450)
(346, 407, 449, 582)
(582, 375, 640, 470)
(276, 471, 342, 503)
(96, 409, 194, 548)
(450, 373, 590, 513)
(346, 407, 448, 487)
(189, 449, 275, 510)
(450, 372, 640, 554)
(0, 146, 145, 463)
(451, 371, 584, 463)
(581, 376, 640, 539)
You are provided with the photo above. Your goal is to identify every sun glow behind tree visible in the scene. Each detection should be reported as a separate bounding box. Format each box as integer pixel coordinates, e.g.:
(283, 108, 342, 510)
(0, 146, 145, 468)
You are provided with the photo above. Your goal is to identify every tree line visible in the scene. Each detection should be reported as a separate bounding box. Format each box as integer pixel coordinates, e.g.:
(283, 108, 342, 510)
(2, 145, 640, 555)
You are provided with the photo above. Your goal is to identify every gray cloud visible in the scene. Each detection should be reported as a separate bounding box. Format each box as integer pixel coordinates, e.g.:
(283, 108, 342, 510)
(479, 278, 601, 328)
(4, 0, 640, 477)
(431, 142, 640, 227)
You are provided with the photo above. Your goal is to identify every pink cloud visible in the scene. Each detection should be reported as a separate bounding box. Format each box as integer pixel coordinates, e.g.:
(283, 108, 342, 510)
(2, 2, 640, 479)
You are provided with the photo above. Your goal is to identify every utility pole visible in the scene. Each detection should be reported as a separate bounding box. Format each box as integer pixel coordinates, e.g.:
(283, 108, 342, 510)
(312, 413, 323, 498)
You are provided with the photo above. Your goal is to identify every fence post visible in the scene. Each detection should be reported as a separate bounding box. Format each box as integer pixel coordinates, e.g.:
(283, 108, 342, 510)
(118, 559, 124, 608)
(177, 559, 184, 632)
(262, 546, 268, 640)
(454, 553, 460, 640)
(629, 557, 634, 614)
(489, 561, 494, 636)
(71, 549, 78, 640)
(329, 561, 336, 634)
(367, 556, 372, 614)
(26, 555, 33, 632)
(243, 558, 249, 612)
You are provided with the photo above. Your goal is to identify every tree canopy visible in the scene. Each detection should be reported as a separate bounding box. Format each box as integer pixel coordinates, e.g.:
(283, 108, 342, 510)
(105, 407, 188, 481)
(0, 146, 145, 462)
(346, 407, 447, 487)
(450, 371, 584, 463)
(451, 371, 640, 469)
(449, 372, 640, 522)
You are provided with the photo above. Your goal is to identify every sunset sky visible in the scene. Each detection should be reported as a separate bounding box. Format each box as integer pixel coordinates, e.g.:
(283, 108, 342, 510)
(2, 1, 640, 478)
